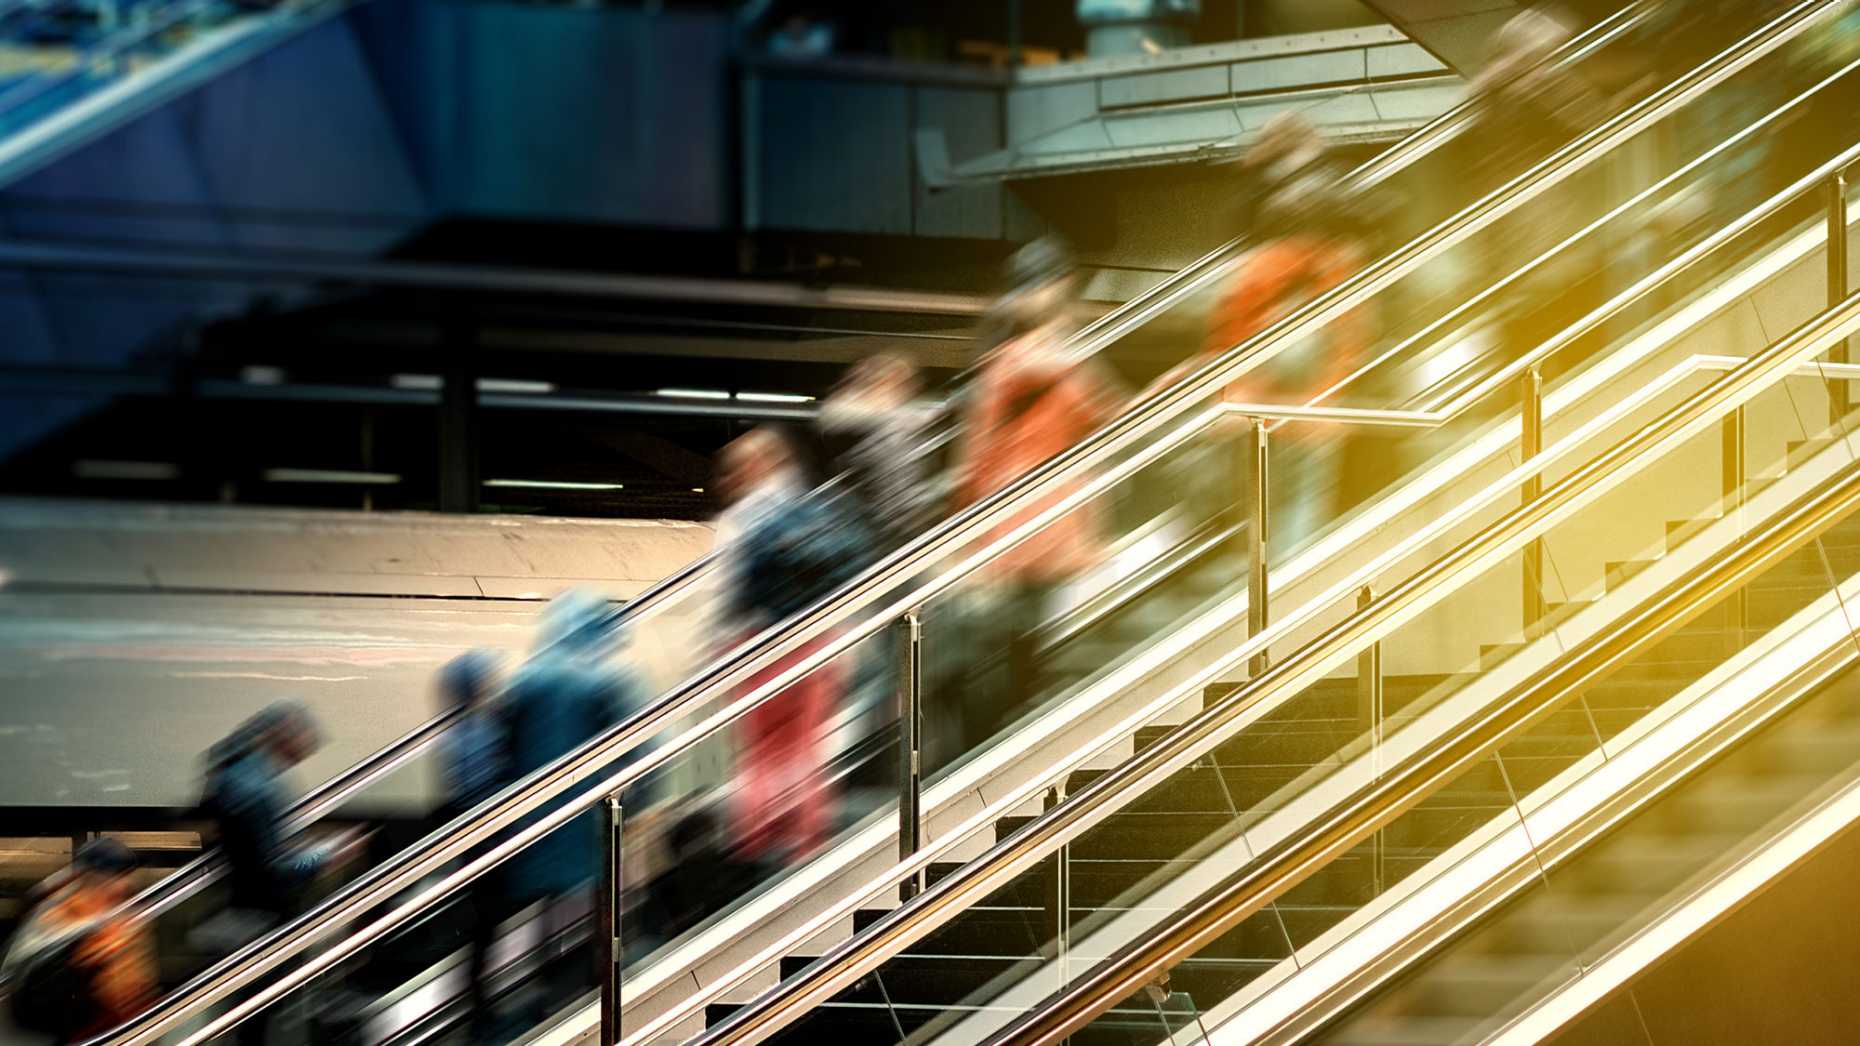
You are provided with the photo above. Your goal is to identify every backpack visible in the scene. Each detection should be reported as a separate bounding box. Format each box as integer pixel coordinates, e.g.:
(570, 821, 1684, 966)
(9, 928, 95, 1038)
(737, 493, 875, 621)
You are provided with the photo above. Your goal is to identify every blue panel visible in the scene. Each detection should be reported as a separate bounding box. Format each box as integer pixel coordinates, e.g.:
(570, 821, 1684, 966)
(0, 394, 105, 462)
(0, 268, 60, 368)
(5, 102, 229, 250)
(349, 0, 730, 227)
(758, 76, 911, 234)
(189, 18, 429, 254)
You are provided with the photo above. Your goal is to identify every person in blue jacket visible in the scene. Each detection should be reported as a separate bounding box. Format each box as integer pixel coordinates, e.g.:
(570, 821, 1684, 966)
(202, 701, 360, 1045)
(495, 588, 646, 1023)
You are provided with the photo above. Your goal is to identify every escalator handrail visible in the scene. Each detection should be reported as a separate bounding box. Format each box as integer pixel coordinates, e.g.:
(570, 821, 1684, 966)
(975, 287, 1860, 1046)
(96, 5, 1829, 1041)
(1301, 42, 1860, 427)
(682, 264, 1860, 1046)
(626, 116, 1860, 1043)
(71, 0, 1660, 971)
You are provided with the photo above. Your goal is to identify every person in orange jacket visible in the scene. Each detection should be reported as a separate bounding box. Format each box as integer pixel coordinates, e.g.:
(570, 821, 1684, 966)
(3, 838, 155, 1042)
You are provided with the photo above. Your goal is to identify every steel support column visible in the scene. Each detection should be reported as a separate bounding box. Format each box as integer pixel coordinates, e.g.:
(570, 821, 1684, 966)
(896, 611, 925, 901)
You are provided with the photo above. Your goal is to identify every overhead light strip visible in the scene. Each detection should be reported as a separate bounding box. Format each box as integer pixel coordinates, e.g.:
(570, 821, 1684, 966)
(484, 479, 625, 491)
(263, 468, 402, 485)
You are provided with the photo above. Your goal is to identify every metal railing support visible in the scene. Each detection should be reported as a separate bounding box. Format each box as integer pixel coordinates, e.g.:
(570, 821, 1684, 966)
(1521, 367, 1546, 634)
(1356, 585, 1386, 894)
(597, 796, 623, 1046)
(1245, 417, 1271, 676)
(1042, 787, 1071, 982)
(1725, 405, 1749, 639)
(896, 611, 925, 901)
(1831, 169, 1851, 425)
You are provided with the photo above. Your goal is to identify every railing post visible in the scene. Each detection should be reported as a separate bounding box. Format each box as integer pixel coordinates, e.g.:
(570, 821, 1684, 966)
(1356, 585, 1385, 895)
(896, 611, 925, 901)
(1245, 416, 1271, 676)
(1521, 367, 1545, 635)
(597, 795, 623, 1046)
(1830, 169, 1850, 426)
(1042, 786, 1070, 985)
(1724, 405, 1748, 640)
(1356, 586, 1383, 770)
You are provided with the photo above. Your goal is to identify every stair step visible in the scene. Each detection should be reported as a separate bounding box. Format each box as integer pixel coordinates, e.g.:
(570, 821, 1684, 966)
(1604, 557, 1657, 591)
(1664, 515, 1721, 551)
(1785, 435, 1840, 469)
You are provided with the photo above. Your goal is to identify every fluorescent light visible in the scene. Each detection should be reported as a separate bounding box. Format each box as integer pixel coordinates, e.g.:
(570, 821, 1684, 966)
(263, 468, 401, 485)
(656, 388, 731, 400)
(477, 378, 555, 395)
(484, 479, 625, 491)
(240, 366, 285, 386)
(73, 460, 179, 480)
(691, 487, 706, 494)
(736, 391, 816, 404)
(392, 375, 555, 394)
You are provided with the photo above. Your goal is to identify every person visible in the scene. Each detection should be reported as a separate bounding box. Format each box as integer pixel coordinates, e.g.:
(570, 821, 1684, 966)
(436, 650, 507, 1042)
(950, 238, 1119, 751)
(717, 427, 871, 865)
(817, 352, 940, 785)
(817, 351, 938, 555)
(1190, 115, 1374, 550)
(203, 702, 334, 919)
(495, 589, 645, 1025)
(2, 839, 155, 1043)
(200, 701, 361, 1046)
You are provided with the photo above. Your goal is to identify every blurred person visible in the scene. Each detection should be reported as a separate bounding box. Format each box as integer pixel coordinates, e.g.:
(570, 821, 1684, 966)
(1438, 4, 1613, 415)
(203, 702, 341, 919)
(436, 650, 508, 1044)
(2, 839, 154, 1043)
(950, 238, 1120, 751)
(717, 427, 872, 865)
(1182, 115, 1373, 550)
(199, 702, 363, 1046)
(316, 652, 513, 1044)
(817, 351, 938, 554)
(495, 589, 646, 1026)
(817, 352, 940, 788)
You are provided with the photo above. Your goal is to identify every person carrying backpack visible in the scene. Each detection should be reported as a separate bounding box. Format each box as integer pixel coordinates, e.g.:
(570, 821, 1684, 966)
(3, 838, 155, 1043)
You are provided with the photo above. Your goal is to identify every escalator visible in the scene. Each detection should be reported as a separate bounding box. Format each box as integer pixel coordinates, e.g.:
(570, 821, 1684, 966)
(1304, 618, 1860, 1046)
(52, 4, 1860, 1044)
(692, 294, 1860, 1046)
(667, 5, 1860, 1044)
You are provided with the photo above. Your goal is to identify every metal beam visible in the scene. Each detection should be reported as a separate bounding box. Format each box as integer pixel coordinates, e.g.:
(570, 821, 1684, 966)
(0, 238, 991, 317)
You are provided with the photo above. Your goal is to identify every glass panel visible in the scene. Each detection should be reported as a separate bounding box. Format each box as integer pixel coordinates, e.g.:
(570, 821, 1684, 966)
(1162, 460, 1859, 1040)
(1313, 535, 1859, 1043)
(890, 304, 1856, 1042)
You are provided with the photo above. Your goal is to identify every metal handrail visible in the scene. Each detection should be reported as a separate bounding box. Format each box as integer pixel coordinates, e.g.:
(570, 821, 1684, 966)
(65, 0, 1663, 977)
(626, 328, 1842, 1046)
(987, 292, 1860, 1045)
(1303, 47, 1860, 427)
(623, 119, 1860, 1038)
(682, 280, 1860, 1046)
(86, 5, 1838, 1041)
(1253, 608, 1860, 1046)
